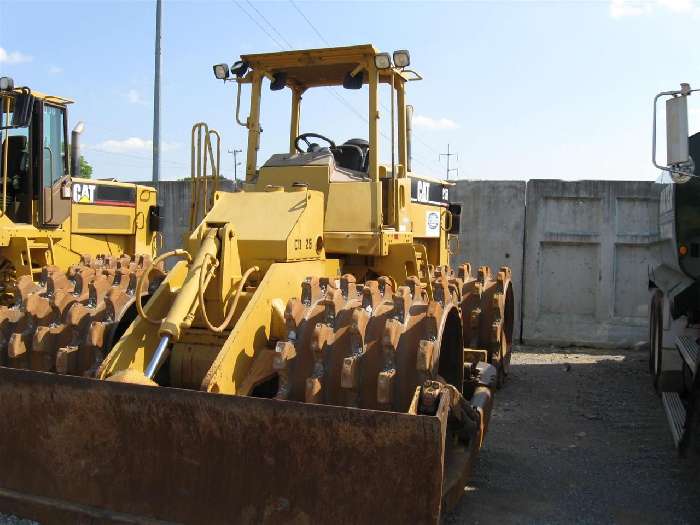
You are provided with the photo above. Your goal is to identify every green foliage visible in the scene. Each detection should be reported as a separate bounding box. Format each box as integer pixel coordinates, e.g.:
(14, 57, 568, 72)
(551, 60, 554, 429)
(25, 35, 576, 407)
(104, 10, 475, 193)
(79, 155, 93, 178)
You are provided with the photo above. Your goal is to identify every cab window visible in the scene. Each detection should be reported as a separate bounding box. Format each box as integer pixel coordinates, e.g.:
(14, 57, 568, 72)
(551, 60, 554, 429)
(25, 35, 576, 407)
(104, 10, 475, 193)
(42, 104, 66, 187)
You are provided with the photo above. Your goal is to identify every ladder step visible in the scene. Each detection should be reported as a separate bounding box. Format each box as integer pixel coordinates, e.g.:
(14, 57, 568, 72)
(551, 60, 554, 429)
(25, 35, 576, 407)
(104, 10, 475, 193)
(662, 391, 686, 448)
(676, 336, 699, 375)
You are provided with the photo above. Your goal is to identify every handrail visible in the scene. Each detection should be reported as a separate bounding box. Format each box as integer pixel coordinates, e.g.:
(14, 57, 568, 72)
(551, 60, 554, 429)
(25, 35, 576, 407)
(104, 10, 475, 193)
(189, 122, 221, 232)
(43, 145, 54, 223)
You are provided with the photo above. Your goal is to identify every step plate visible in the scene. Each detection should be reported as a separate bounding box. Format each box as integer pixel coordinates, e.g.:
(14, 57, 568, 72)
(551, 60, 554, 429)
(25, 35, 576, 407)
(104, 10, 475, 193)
(676, 336, 699, 375)
(662, 391, 686, 448)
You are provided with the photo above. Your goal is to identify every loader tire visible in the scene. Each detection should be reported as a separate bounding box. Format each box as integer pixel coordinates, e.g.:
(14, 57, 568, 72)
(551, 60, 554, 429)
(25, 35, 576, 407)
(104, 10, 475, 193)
(0, 254, 165, 375)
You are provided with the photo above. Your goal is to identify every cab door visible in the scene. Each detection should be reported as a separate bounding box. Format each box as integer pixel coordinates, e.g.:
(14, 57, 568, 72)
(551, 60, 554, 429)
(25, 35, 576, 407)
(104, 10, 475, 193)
(40, 102, 71, 226)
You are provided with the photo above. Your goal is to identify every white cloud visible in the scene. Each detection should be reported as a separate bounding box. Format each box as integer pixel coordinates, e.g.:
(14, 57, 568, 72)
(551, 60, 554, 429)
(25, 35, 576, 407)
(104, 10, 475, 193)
(88, 137, 179, 154)
(657, 0, 695, 12)
(610, 0, 699, 17)
(126, 89, 146, 105)
(609, 0, 652, 17)
(48, 65, 63, 75)
(413, 115, 459, 130)
(0, 47, 32, 64)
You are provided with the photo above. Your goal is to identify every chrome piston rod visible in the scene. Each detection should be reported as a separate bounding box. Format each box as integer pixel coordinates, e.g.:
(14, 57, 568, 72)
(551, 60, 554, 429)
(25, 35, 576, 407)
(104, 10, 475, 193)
(145, 335, 171, 380)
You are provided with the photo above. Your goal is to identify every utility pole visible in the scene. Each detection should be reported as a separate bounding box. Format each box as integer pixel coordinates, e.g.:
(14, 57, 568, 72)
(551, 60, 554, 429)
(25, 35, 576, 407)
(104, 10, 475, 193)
(228, 148, 242, 183)
(152, 0, 162, 185)
(439, 144, 459, 180)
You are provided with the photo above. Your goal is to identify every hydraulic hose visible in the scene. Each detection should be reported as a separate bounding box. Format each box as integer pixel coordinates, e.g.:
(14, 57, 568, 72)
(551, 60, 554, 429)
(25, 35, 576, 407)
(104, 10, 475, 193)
(136, 249, 192, 325)
(198, 254, 259, 333)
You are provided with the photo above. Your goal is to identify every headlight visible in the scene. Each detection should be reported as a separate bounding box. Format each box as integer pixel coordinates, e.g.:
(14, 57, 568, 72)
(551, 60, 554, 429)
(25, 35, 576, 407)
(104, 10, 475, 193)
(392, 50, 410, 68)
(230, 60, 249, 78)
(212, 64, 230, 80)
(374, 53, 392, 69)
(0, 76, 14, 91)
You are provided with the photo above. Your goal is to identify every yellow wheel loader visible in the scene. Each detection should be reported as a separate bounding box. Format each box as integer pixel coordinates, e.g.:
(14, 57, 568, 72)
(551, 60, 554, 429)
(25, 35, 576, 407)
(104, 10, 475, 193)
(0, 46, 514, 523)
(0, 78, 164, 375)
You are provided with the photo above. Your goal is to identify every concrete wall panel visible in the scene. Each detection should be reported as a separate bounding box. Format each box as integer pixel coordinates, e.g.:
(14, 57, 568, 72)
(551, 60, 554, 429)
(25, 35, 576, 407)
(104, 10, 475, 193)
(522, 180, 661, 347)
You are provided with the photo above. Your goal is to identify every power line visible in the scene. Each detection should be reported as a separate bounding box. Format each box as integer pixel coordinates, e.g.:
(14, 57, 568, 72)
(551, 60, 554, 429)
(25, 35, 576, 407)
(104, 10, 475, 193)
(246, 0, 295, 49)
(289, 0, 330, 46)
(234, 1, 286, 50)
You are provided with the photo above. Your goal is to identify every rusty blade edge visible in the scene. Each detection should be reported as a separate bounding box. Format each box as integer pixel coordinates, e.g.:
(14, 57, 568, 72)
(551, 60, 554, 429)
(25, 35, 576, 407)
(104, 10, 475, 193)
(0, 366, 447, 525)
(0, 487, 178, 525)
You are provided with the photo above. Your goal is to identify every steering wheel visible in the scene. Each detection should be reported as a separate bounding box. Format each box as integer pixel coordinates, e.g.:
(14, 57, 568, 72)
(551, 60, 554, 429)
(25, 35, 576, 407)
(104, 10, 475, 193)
(295, 132, 336, 153)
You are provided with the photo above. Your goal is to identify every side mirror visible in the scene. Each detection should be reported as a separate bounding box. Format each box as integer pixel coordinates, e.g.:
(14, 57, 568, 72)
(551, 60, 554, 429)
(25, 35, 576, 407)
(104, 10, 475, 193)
(448, 203, 461, 234)
(666, 95, 690, 166)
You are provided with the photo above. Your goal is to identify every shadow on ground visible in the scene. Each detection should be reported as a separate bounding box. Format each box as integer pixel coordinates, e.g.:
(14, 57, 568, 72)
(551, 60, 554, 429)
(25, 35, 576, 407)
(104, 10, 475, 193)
(445, 345, 700, 525)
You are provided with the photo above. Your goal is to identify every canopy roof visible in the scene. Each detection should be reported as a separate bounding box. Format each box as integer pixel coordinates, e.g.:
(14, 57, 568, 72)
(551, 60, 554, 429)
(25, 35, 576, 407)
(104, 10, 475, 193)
(3, 87, 74, 105)
(241, 44, 406, 90)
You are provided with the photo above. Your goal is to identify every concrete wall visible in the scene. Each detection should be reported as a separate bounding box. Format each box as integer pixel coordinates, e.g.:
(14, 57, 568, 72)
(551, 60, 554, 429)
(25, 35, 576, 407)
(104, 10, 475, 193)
(147, 178, 661, 347)
(451, 181, 526, 339)
(521, 180, 661, 347)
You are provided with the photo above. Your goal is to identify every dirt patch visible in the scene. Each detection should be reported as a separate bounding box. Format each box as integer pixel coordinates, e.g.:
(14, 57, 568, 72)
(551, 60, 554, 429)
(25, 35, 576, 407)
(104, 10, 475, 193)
(446, 345, 700, 524)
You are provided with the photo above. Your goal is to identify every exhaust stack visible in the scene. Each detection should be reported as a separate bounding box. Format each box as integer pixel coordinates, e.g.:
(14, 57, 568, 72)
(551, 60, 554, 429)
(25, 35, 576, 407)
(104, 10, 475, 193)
(70, 121, 85, 177)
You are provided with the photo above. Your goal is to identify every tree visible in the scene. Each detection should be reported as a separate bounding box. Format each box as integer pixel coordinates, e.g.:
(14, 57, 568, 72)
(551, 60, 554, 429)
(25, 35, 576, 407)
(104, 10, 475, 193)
(79, 156, 93, 178)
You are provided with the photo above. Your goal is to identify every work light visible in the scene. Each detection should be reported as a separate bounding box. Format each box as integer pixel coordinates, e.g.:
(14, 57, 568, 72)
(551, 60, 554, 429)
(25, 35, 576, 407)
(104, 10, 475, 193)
(393, 50, 410, 68)
(213, 64, 230, 80)
(231, 60, 249, 78)
(374, 53, 392, 70)
(0, 76, 14, 91)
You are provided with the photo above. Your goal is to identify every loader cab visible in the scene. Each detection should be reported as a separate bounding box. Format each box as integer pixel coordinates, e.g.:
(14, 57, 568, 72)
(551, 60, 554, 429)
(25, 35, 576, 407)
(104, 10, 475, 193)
(1, 80, 72, 227)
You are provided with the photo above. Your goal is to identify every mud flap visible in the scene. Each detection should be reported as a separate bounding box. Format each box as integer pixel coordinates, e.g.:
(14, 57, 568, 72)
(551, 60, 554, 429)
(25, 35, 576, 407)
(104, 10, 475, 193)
(0, 367, 448, 524)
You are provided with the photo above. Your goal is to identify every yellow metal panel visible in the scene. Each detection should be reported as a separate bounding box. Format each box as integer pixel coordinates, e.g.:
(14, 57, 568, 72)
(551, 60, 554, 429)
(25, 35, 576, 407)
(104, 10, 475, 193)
(76, 212, 131, 231)
(256, 165, 329, 195)
(325, 182, 373, 231)
(71, 204, 135, 235)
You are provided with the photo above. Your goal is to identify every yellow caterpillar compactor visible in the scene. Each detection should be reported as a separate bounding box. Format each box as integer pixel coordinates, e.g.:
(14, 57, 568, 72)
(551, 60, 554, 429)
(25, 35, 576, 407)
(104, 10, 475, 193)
(0, 46, 514, 524)
(0, 78, 164, 375)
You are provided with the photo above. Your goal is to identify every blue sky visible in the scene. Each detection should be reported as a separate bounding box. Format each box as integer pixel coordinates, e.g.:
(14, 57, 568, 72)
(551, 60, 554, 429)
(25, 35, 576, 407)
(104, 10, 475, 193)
(1, 0, 699, 182)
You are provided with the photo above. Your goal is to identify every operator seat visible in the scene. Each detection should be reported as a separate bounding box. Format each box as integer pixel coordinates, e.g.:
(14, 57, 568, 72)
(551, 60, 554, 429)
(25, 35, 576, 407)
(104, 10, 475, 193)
(333, 138, 369, 172)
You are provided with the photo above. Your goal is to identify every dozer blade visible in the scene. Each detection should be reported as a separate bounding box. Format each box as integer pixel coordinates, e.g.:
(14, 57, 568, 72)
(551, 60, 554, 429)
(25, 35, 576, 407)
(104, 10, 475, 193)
(0, 367, 454, 524)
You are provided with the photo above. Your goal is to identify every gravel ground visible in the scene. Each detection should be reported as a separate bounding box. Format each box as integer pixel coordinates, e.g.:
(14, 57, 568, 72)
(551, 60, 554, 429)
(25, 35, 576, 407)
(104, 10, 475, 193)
(3, 345, 698, 524)
(446, 345, 700, 524)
